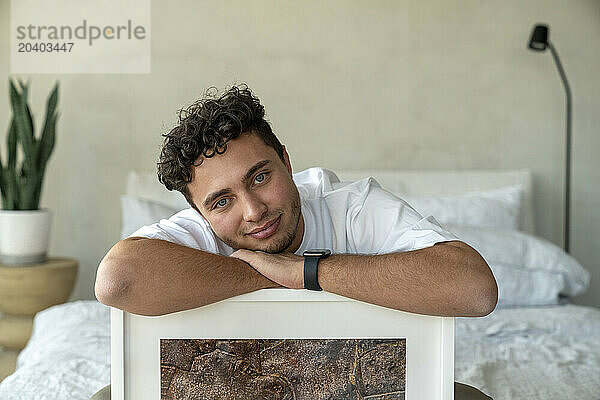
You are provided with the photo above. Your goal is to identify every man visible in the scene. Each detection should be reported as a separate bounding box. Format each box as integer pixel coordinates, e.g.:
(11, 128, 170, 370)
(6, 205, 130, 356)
(94, 85, 497, 399)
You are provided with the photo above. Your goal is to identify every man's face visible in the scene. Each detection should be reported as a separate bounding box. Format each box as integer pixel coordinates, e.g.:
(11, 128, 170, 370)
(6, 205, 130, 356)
(188, 133, 303, 253)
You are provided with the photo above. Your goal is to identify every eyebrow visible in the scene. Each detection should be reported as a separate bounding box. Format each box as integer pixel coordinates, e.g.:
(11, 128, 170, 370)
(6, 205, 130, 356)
(202, 160, 272, 209)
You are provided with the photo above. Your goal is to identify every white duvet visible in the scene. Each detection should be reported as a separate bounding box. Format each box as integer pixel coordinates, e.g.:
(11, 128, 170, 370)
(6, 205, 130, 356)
(0, 301, 110, 399)
(1, 300, 599, 400)
(455, 304, 600, 399)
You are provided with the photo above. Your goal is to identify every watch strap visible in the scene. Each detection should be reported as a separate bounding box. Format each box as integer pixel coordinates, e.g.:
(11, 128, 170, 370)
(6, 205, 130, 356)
(304, 256, 323, 291)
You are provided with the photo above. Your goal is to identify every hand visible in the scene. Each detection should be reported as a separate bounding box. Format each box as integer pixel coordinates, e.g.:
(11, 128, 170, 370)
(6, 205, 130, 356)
(230, 249, 304, 289)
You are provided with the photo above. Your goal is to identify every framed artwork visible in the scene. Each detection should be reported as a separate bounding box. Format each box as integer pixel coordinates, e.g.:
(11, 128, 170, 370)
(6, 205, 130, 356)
(111, 289, 454, 399)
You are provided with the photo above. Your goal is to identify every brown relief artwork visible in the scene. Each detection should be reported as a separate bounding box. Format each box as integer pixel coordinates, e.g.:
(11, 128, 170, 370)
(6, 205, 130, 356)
(160, 338, 406, 400)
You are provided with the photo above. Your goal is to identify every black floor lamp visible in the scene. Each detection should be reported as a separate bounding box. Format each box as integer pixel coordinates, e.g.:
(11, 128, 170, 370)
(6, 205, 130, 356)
(528, 24, 572, 253)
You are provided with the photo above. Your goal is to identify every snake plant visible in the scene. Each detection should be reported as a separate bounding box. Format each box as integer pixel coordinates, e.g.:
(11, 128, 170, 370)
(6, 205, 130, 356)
(0, 79, 59, 210)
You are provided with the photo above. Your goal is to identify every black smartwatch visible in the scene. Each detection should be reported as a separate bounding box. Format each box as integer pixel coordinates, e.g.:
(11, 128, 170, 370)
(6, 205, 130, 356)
(303, 249, 331, 291)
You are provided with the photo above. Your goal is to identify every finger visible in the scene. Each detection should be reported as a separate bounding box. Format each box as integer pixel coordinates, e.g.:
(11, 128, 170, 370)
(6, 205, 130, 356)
(230, 249, 253, 262)
(231, 249, 254, 256)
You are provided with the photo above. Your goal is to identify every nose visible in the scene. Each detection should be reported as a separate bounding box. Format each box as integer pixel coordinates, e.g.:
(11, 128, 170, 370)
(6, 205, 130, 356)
(241, 193, 268, 223)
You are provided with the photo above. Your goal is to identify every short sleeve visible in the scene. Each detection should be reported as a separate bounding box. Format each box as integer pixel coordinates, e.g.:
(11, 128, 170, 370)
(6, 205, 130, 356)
(390, 214, 460, 252)
(127, 220, 195, 247)
(126, 209, 223, 254)
(349, 182, 460, 254)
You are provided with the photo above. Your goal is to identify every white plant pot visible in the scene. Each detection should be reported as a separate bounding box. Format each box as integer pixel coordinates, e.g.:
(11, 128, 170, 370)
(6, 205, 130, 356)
(0, 209, 52, 266)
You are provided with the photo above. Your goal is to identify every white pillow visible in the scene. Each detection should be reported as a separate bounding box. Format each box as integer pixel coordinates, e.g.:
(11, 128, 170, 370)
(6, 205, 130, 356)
(446, 224, 590, 307)
(120, 195, 181, 240)
(400, 185, 523, 231)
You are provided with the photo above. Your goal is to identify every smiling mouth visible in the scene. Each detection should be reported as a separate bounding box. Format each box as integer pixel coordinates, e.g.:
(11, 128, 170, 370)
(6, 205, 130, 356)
(247, 215, 282, 239)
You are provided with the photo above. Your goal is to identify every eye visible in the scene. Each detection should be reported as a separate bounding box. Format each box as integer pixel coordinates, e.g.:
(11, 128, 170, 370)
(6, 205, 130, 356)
(214, 198, 229, 209)
(254, 172, 268, 184)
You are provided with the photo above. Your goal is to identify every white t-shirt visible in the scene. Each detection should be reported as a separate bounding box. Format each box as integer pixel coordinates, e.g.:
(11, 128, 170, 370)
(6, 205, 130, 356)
(127, 167, 459, 255)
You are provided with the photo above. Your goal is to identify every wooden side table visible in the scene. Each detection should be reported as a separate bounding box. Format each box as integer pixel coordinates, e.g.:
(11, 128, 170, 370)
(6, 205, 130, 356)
(0, 257, 78, 382)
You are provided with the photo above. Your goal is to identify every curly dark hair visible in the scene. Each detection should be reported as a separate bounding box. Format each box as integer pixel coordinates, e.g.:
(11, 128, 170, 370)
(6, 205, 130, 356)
(157, 84, 284, 213)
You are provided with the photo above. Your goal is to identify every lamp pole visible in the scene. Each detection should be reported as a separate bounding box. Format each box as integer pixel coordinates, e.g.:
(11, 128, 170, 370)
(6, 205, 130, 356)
(548, 43, 572, 253)
(528, 24, 572, 253)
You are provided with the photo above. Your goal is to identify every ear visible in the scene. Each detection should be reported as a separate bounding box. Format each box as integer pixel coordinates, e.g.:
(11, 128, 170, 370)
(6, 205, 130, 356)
(282, 145, 293, 175)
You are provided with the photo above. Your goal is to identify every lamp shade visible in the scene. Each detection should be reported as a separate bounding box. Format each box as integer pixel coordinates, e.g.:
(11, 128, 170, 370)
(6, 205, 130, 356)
(528, 24, 549, 51)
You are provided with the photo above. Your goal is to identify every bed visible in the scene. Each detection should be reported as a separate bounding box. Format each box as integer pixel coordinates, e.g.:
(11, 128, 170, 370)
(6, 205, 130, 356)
(0, 168, 597, 399)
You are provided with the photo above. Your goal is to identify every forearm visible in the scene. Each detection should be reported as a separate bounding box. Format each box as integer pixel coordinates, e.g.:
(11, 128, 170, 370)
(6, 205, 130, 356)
(318, 242, 497, 317)
(95, 237, 280, 316)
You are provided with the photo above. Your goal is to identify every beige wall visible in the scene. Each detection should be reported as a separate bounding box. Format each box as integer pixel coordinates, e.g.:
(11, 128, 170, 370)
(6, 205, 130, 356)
(0, 0, 599, 307)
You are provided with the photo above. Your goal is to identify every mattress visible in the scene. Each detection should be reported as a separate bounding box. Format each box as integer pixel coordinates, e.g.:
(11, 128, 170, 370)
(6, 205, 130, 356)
(0, 300, 598, 400)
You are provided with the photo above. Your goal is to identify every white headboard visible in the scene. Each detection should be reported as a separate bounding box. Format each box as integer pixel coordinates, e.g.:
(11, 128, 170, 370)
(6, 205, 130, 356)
(126, 168, 535, 234)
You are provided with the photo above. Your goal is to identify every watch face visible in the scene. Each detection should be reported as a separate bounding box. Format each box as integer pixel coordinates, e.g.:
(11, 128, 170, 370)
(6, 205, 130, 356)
(303, 249, 331, 257)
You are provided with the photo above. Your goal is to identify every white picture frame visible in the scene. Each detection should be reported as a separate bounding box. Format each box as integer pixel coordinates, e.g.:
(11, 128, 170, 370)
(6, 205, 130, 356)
(111, 289, 454, 399)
